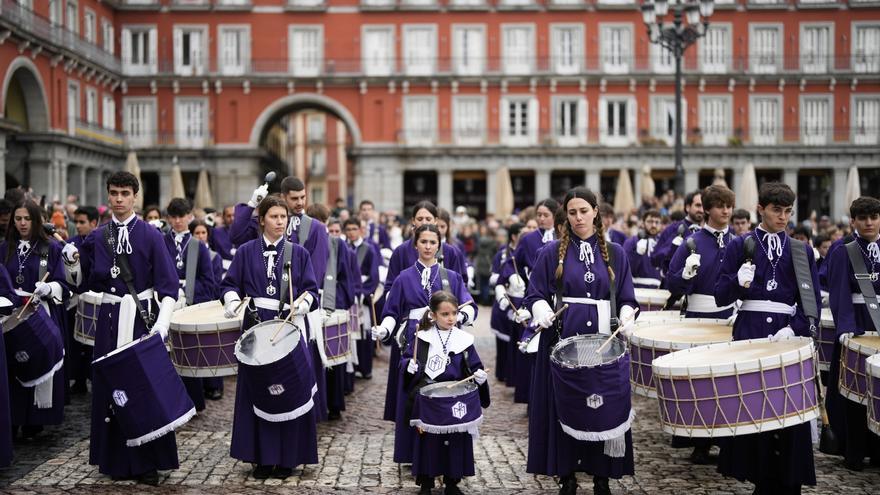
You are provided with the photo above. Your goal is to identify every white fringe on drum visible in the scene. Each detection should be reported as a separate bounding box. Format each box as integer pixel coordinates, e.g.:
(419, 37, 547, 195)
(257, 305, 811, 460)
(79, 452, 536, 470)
(126, 407, 197, 447)
(558, 409, 636, 458)
(19, 356, 65, 388)
(409, 414, 484, 438)
(253, 384, 319, 423)
(491, 327, 511, 342)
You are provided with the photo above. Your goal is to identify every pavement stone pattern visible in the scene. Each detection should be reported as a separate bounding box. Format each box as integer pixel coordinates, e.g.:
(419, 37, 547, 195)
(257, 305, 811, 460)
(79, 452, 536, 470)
(1, 307, 878, 494)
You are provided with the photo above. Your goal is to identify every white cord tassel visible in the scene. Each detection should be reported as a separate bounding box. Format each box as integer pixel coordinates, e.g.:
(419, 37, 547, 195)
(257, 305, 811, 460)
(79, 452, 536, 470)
(578, 241, 595, 264)
(868, 242, 880, 263)
(763, 232, 783, 261)
(603, 435, 626, 458)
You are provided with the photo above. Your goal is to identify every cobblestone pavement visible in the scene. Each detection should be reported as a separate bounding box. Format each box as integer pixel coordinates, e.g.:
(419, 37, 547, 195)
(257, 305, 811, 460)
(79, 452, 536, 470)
(1, 308, 878, 494)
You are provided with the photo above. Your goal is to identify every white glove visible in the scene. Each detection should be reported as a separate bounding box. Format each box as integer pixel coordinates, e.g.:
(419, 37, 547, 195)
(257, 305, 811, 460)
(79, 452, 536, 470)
(293, 296, 311, 316)
(619, 305, 637, 327)
(224, 299, 240, 319)
(62, 243, 79, 264)
(737, 262, 756, 288)
(372, 325, 390, 340)
(495, 285, 509, 310)
(248, 184, 269, 208)
(457, 310, 470, 327)
(507, 274, 526, 297)
(406, 358, 418, 374)
(839, 332, 854, 344)
(768, 326, 795, 342)
(473, 368, 488, 385)
(535, 311, 556, 329)
(683, 253, 701, 280)
(148, 219, 164, 230)
(636, 239, 649, 255)
(672, 236, 683, 247)
(513, 308, 531, 324)
(33, 281, 52, 298)
(466, 265, 475, 290)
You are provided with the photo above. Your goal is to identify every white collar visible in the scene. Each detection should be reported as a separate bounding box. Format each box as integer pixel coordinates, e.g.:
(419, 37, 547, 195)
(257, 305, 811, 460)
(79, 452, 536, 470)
(703, 224, 728, 235)
(417, 326, 474, 354)
(351, 237, 364, 248)
(113, 213, 136, 226)
(417, 259, 436, 271)
(263, 235, 282, 248)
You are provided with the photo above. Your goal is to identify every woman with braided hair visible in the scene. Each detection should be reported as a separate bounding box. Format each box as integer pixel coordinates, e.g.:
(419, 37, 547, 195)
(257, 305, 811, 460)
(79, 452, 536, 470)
(521, 187, 639, 495)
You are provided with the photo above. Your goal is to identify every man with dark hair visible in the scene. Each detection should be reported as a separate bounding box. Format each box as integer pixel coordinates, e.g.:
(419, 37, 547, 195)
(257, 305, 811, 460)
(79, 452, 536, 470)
(623, 209, 663, 289)
(344, 218, 380, 379)
(358, 199, 391, 252)
(598, 203, 627, 245)
(66, 205, 100, 393)
(651, 191, 704, 283)
(826, 196, 880, 471)
(731, 208, 752, 236)
(792, 226, 812, 244)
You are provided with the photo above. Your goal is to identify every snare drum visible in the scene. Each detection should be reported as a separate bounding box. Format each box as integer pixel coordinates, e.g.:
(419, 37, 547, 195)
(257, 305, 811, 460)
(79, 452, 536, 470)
(2, 306, 64, 387)
(409, 381, 483, 436)
(168, 301, 242, 378)
(838, 332, 880, 405)
(635, 288, 672, 311)
(865, 353, 880, 436)
(235, 319, 317, 422)
(815, 308, 835, 371)
(92, 332, 196, 446)
(549, 334, 635, 444)
(74, 291, 102, 346)
(628, 318, 731, 398)
(318, 309, 351, 367)
(652, 337, 819, 437)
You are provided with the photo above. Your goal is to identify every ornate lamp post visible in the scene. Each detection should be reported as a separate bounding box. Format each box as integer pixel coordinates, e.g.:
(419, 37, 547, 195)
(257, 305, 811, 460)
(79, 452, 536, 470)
(641, 0, 714, 196)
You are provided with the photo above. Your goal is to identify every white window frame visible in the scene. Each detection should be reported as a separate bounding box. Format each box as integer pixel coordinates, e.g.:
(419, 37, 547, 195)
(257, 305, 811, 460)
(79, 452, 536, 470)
(83, 9, 96, 43)
(402, 24, 437, 76)
(650, 95, 687, 145)
(698, 94, 732, 146)
(102, 19, 114, 55)
(102, 93, 116, 131)
(749, 23, 783, 74)
(852, 22, 880, 74)
(452, 95, 486, 146)
(218, 25, 251, 76)
(749, 94, 782, 145)
(799, 22, 833, 75)
(650, 42, 674, 74)
(451, 24, 485, 76)
(289, 25, 324, 77)
(402, 96, 437, 146)
(173, 25, 208, 76)
(699, 23, 731, 74)
(85, 87, 98, 125)
(175, 97, 209, 148)
(121, 25, 158, 76)
(851, 94, 880, 145)
(361, 25, 395, 77)
(550, 24, 584, 75)
(123, 97, 157, 148)
(800, 94, 832, 146)
(67, 80, 80, 136)
(499, 96, 539, 146)
(598, 95, 637, 146)
(501, 24, 535, 76)
(66, 0, 79, 35)
(600, 24, 633, 75)
(551, 96, 587, 146)
(49, 0, 63, 26)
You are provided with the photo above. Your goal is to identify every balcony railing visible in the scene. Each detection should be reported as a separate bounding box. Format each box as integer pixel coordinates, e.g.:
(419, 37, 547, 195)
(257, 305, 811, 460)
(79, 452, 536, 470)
(124, 132, 215, 149)
(73, 120, 125, 147)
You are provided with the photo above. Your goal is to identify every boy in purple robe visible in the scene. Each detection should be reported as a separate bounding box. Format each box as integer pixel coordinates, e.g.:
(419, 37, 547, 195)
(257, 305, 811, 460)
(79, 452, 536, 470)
(73, 172, 180, 485)
(209, 205, 235, 267)
(220, 194, 320, 480)
(322, 219, 357, 420)
(490, 222, 525, 383)
(162, 198, 219, 411)
(651, 191, 704, 282)
(622, 210, 663, 290)
(714, 182, 819, 494)
(344, 218, 380, 379)
(0, 264, 16, 466)
(359, 200, 392, 252)
(521, 188, 638, 495)
(67, 206, 99, 394)
(599, 204, 628, 246)
(403, 290, 489, 495)
(826, 196, 880, 470)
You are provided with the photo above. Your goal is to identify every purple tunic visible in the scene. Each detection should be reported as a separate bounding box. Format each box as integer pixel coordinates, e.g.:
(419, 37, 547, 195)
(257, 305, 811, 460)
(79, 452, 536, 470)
(367, 222, 391, 251)
(210, 225, 234, 261)
(220, 238, 320, 468)
(349, 239, 380, 377)
(666, 228, 735, 319)
(78, 219, 181, 478)
(713, 229, 819, 487)
(622, 235, 662, 289)
(489, 247, 513, 382)
(514, 228, 553, 281)
(0, 265, 17, 466)
(651, 219, 700, 281)
(323, 237, 357, 415)
(522, 235, 638, 478)
(383, 239, 469, 295)
(608, 229, 627, 246)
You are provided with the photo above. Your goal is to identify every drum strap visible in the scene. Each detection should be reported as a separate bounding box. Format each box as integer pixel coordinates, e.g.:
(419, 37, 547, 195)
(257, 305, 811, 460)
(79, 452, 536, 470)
(790, 238, 819, 332)
(356, 242, 368, 267)
(183, 238, 199, 306)
(846, 239, 880, 332)
(277, 240, 294, 316)
(297, 215, 313, 245)
(439, 265, 450, 291)
(38, 243, 49, 281)
(102, 226, 154, 329)
(323, 237, 339, 311)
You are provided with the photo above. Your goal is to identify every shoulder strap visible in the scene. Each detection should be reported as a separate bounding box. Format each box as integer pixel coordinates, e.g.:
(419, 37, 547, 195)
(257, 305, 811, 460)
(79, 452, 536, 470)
(298, 215, 313, 245)
(357, 242, 368, 267)
(184, 238, 199, 306)
(439, 265, 450, 291)
(103, 226, 154, 328)
(277, 240, 294, 315)
(608, 245, 618, 323)
(323, 237, 339, 311)
(38, 243, 49, 281)
(789, 238, 819, 326)
(846, 240, 880, 332)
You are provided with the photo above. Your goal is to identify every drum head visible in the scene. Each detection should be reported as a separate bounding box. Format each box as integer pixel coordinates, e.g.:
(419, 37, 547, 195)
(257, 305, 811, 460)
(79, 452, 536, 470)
(170, 301, 241, 332)
(631, 320, 731, 350)
(846, 333, 880, 355)
(235, 319, 302, 366)
(420, 381, 477, 398)
(550, 334, 626, 369)
(1, 305, 39, 333)
(635, 288, 671, 305)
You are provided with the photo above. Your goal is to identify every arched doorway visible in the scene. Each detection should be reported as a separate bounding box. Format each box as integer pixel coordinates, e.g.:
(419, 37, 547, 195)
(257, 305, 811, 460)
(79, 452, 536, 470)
(1, 57, 50, 192)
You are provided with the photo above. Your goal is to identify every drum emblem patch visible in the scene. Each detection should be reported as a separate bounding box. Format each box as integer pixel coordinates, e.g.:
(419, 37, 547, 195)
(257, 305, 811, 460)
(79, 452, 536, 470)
(268, 384, 285, 396)
(451, 401, 467, 419)
(112, 390, 128, 407)
(586, 394, 604, 409)
(14, 351, 29, 363)
(427, 355, 445, 372)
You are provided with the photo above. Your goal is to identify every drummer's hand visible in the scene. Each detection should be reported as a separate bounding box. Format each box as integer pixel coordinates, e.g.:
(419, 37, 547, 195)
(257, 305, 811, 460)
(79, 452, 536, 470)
(683, 253, 701, 280)
(33, 281, 52, 298)
(62, 243, 79, 264)
(839, 332, 854, 344)
(293, 298, 310, 316)
(473, 368, 488, 385)
(672, 235, 683, 247)
(406, 358, 418, 374)
(248, 184, 269, 208)
(768, 326, 794, 342)
(535, 311, 556, 329)
(507, 274, 526, 295)
(457, 310, 470, 327)
(513, 308, 531, 324)
(636, 238, 649, 255)
(737, 262, 756, 288)
(224, 300, 240, 319)
(153, 322, 169, 340)
(372, 325, 390, 341)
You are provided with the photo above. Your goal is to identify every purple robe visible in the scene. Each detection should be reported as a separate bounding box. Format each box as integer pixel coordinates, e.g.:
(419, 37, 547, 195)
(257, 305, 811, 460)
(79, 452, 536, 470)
(651, 218, 700, 281)
(381, 264, 474, 462)
(714, 229, 819, 488)
(522, 235, 638, 478)
(514, 228, 553, 281)
(350, 239, 380, 377)
(666, 228, 735, 319)
(622, 235, 662, 289)
(0, 264, 17, 466)
(489, 247, 512, 382)
(383, 239, 469, 295)
(608, 229, 627, 246)
(210, 225, 234, 261)
(322, 237, 357, 415)
(220, 238, 320, 468)
(367, 222, 391, 251)
(78, 219, 181, 478)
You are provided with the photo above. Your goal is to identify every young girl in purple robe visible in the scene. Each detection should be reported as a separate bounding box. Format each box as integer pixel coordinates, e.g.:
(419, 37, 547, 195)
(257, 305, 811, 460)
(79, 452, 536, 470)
(372, 224, 475, 464)
(521, 188, 639, 495)
(221, 194, 320, 480)
(403, 290, 489, 495)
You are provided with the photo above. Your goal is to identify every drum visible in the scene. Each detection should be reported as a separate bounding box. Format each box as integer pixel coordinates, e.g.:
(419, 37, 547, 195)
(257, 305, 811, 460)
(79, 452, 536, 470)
(866, 353, 880, 436)
(635, 288, 671, 311)
(168, 301, 242, 378)
(92, 332, 196, 446)
(549, 334, 635, 445)
(815, 308, 835, 371)
(235, 318, 317, 422)
(74, 291, 102, 346)
(635, 310, 682, 323)
(838, 332, 880, 405)
(409, 381, 483, 436)
(652, 337, 819, 438)
(319, 309, 351, 367)
(2, 305, 64, 387)
(628, 318, 731, 398)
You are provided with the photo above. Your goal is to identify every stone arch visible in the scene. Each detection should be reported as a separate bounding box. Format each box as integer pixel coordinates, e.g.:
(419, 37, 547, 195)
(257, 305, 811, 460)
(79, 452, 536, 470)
(249, 93, 362, 148)
(2, 57, 49, 132)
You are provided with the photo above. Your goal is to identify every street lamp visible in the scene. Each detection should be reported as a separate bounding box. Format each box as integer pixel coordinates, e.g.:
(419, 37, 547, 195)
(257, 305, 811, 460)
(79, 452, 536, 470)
(641, 0, 714, 197)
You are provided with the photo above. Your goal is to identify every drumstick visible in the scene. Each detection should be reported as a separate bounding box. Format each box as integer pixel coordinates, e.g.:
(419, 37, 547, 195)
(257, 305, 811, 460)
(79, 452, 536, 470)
(446, 368, 491, 389)
(270, 292, 307, 343)
(53, 233, 79, 261)
(596, 308, 641, 354)
(503, 293, 519, 313)
(369, 290, 380, 351)
(233, 296, 251, 315)
(519, 304, 569, 349)
(18, 272, 50, 319)
(458, 301, 473, 310)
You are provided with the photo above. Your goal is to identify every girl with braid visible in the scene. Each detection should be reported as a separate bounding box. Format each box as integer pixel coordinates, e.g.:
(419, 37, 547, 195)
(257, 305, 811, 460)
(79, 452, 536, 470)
(521, 187, 639, 495)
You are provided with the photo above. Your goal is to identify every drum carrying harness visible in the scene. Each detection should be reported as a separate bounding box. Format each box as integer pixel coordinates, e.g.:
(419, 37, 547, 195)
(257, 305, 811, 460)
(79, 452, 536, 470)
(183, 236, 199, 306)
(789, 238, 819, 335)
(323, 237, 342, 311)
(845, 239, 880, 332)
